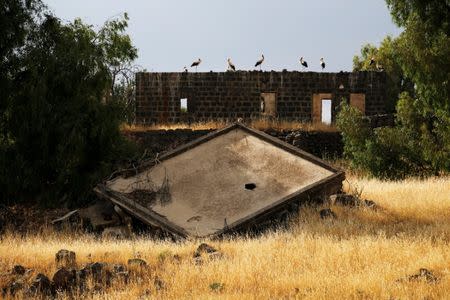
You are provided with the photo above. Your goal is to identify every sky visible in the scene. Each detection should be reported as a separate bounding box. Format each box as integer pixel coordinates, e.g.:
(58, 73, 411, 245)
(43, 0, 402, 72)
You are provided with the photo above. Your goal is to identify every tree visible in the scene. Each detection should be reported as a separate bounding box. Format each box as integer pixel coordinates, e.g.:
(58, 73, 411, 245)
(353, 36, 414, 112)
(0, 6, 138, 205)
(342, 0, 450, 178)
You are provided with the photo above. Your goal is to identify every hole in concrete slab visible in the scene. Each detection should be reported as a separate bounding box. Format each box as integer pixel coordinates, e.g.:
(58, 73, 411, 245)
(245, 183, 256, 190)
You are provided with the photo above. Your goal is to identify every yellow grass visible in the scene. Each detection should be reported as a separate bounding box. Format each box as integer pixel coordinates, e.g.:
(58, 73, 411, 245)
(1, 176, 449, 299)
(121, 119, 337, 132)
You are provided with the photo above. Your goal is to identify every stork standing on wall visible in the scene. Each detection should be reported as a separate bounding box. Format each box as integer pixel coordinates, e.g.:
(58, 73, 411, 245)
(191, 58, 202, 72)
(300, 57, 308, 70)
(227, 58, 236, 71)
(320, 57, 326, 71)
(255, 54, 264, 70)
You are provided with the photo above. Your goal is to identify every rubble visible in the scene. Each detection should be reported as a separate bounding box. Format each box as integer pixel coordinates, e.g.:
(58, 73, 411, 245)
(55, 249, 76, 269)
(319, 208, 337, 219)
(94, 123, 345, 238)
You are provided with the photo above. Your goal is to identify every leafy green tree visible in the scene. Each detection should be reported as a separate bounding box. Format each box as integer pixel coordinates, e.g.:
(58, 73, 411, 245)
(353, 36, 414, 112)
(0, 5, 138, 205)
(341, 0, 450, 178)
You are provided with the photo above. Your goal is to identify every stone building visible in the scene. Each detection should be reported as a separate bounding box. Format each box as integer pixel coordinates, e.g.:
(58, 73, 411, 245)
(135, 71, 387, 124)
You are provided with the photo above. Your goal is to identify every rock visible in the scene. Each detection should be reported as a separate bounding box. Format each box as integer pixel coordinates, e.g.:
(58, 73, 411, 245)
(330, 194, 360, 206)
(29, 273, 52, 295)
(363, 200, 378, 209)
(209, 282, 224, 292)
(52, 267, 76, 291)
(102, 225, 131, 239)
(11, 265, 26, 276)
(408, 268, 439, 283)
(319, 208, 337, 219)
(2, 280, 25, 297)
(193, 243, 218, 258)
(55, 249, 76, 269)
(78, 262, 112, 287)
(154, 277, 165, 290)
(112, 263, 127, 273)
(114, 271, 129, 284)
(193, 243, 223, 262)
(128, 258, 147, 267)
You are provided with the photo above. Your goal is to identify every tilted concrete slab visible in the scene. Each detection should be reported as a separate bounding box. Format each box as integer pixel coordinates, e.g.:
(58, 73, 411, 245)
(94, 123, 345, 238)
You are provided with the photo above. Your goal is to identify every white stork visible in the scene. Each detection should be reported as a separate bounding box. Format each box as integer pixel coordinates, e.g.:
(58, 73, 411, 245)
(320, 57, 326, 71)
(255, 54, 264, 70)
(191, 58, 202, 72)
(227, 58, 236, 71)
(300, 57, 308, 70)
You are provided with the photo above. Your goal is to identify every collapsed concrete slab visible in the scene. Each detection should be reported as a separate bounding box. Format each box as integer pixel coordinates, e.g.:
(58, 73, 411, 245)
(94, 123, 345, 238)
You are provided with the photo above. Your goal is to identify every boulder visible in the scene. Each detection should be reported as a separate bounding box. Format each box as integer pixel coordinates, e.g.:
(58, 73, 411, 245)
(330, 194, 360, 206)
(28, 273, 52, 295)
(2, 280, 25, 297)
(408, 268, 439, 284)
(319, 208, 337, 219)
(11, 265, 26, 276)
(112, 264, 127, 274)
(52, 267, 76, 291)
(193, 243, 223, 264)
(193, 243, 218, 258)
(78, 262, 113, 287)
(128, 258, 147, 267)
(55, 249, 76, 269)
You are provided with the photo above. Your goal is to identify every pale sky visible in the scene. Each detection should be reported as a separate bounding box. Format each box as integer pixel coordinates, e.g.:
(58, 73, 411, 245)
(44, 0, 402, 72)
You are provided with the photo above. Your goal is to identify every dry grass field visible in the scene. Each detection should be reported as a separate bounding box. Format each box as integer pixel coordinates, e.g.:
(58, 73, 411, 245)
(121, 119, 338, 132)
(1, 176, 449, 299)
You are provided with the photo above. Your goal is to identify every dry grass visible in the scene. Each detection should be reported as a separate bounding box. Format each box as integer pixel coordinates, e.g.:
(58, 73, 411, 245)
(1, 176, 449, 299)
(121, 119, 337, 132)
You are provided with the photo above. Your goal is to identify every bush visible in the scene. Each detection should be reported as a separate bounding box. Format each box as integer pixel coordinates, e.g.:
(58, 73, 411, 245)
(336, 96, 446, 179)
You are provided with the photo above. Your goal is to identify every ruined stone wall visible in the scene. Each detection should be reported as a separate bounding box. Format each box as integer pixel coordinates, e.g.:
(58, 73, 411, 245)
(135, 71, 387, 124)
(123, 129, 344, 159)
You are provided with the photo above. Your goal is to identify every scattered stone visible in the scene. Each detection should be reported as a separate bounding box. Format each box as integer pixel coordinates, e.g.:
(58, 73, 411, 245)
(102, 225, 131, 239)
(193, 243, 218, 258)
(2, 280, 25, 297)
(330, 194, 360, 206)
(173, 254, 182, 263)
(408, 268, 439, 284)
(154, 277, 165, 290)
(29, 273, 52, 295)
(78, 262, 113, 287)
(362, 200, 378, 209)
(11, 265, 26, 276)
(52, 267, 76, 291)
(319, 208, 337, 219)
(114, 271, 130, 284)
(128, 258, 147, 267)
(139, 289, 152, 299)
(113, 264, 127, 274)
(55, 249, 76, 269)
(209, 282, 224, 292)
(193, 256, 203, 265)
